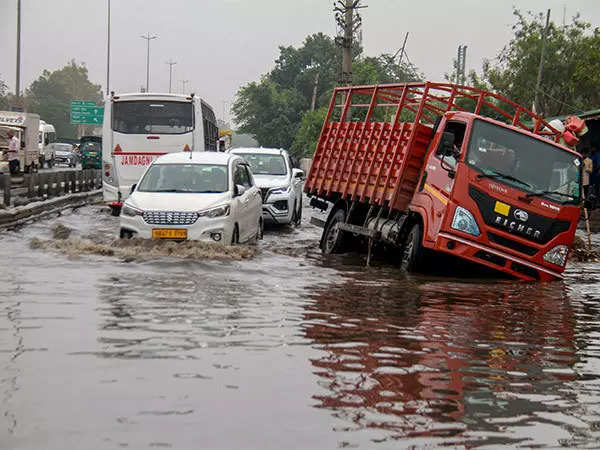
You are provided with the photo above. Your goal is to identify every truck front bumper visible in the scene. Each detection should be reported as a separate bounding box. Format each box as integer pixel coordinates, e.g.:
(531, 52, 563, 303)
(436, 232, 563, 281)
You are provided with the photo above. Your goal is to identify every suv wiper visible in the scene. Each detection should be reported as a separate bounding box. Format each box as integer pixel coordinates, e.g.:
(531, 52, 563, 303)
(476, 170, 532, 189)
(525, 190, 575, 200)
(153, 189, 184, 192)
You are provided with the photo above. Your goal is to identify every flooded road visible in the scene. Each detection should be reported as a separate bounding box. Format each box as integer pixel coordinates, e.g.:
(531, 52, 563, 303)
(1, 203, 600, 449)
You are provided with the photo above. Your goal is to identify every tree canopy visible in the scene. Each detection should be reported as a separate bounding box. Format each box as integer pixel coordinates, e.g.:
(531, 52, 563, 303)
(482, 9, 600, 117)
(233, 32, 422, 158)
(26, 60, 103, 138)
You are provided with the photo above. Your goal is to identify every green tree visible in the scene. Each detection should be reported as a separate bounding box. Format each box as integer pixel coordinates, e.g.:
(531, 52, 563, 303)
(27, 60, 103, 138)
(483, 9, 600, 116)
(290, 107, 328, 157)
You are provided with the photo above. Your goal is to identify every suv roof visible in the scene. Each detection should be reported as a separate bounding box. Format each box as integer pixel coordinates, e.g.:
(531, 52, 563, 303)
(154, 151, 239, 165)
(228, 147, 287, 156)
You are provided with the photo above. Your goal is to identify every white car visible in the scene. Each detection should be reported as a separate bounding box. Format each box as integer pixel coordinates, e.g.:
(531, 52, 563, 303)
(228, 148, 304, 225)
(119, 152, 263, 244)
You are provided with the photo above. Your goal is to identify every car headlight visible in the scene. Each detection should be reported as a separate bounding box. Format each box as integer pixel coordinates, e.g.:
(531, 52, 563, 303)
(543, 245, 568, 267)
(121, 203, 143, 217)
(198, 204, 230, 218)
(269, 185, 291, 196)
(451, 206, 481, 236)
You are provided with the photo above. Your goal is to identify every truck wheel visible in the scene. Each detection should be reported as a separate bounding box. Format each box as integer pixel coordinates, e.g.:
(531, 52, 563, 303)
(400, 223, 427, 272)
(322, 208, 347, 254)
(110, 206, 121, 217)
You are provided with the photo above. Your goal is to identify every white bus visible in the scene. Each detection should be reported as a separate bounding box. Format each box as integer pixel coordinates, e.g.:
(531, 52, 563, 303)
(102, 92, 219, 216)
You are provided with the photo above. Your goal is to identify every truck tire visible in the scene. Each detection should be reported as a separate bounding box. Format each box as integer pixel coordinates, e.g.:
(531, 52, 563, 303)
(400, 223, 427, 272)
(322, 208, 347, 254)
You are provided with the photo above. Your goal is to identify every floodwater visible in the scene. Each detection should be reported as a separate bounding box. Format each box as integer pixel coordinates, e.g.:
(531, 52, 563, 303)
(1, 203, 600, 449)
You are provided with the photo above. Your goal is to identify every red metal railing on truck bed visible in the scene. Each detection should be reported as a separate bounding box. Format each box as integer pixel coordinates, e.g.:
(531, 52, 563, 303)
(305, 82, 562, 212)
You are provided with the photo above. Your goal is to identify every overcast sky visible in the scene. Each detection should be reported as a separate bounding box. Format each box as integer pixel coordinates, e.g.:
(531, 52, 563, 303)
(1, 0, 598, 123)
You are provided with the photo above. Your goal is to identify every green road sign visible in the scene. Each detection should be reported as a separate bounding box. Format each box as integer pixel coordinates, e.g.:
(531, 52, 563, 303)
(70, 101, 104, 125)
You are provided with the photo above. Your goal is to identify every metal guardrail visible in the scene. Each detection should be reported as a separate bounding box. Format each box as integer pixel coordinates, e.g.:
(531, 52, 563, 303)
(0, 169, 102, 208)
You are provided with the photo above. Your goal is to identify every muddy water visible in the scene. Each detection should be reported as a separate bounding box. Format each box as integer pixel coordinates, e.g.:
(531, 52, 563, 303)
(1, 204, 600, 449)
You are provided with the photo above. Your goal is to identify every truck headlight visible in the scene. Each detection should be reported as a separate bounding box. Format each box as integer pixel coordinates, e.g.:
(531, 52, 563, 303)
(543, 245, 568, 267)
(451, 206, 481, 236)
(121, 203, 143, 217)
(198, 204, 230, 218)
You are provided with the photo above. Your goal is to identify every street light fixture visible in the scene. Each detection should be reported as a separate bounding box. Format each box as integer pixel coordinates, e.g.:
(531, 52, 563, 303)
(141, 33, 158, 92)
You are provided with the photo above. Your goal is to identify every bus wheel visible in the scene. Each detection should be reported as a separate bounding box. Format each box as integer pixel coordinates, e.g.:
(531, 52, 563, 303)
(110, 206, 121, 217)
(400, 223, 427, 272)
(322, 208, 346, 254)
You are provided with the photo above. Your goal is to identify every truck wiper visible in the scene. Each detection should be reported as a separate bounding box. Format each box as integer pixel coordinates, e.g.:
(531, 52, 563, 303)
(476, 170, 532, 189)
(525, 190, 575, 200)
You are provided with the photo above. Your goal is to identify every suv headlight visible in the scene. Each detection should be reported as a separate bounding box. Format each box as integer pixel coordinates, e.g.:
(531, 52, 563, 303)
(269, 185, 291, 196)
(198, 204, 230, 218)
(451, 206, 481, 236)
(543, 245, 568, 267)
(121, 203, 143, 217)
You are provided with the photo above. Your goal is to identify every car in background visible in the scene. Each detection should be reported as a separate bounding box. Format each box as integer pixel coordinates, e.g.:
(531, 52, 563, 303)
(119, 152, 263, 244)
(227, 147, 304, 225)
(80, 137, 102, 169)
(52, 143, 79, 167)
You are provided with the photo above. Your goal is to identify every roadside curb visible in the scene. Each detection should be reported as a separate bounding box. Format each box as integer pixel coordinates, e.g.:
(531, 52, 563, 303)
(0, 189, 102, 229)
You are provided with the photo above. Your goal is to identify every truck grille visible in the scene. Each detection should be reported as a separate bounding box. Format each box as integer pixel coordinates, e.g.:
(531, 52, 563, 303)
(143, 211, 198, 225)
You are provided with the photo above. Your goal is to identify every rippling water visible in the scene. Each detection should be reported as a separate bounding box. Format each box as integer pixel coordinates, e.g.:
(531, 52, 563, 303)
(1, 204, 600, 449)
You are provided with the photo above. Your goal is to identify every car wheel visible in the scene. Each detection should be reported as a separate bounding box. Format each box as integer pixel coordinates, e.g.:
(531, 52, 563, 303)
(119, 229, 133, 239)
(400, 223, 427, 272)
(258, 218, 264, 240)
(110, 206, 121, 217)
(231, 225, 239, 245)
(322, 207, 347, 254)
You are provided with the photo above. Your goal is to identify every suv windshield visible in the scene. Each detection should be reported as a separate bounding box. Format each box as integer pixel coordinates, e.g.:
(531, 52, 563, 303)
(235, 153, 287, 176)
(137, 164, 228, 193)
(112, 100, 194, 135)
(466, 120, 581, 204)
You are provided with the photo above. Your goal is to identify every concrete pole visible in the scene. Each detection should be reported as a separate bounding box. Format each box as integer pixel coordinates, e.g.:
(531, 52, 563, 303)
(16, 0, 21, 99)
(534, 9, 551, 114)
(141, 33, 158, 92)
(310, 71, 320, 111)
(342, 0, 353, 86)
(166, 60, 176, 93)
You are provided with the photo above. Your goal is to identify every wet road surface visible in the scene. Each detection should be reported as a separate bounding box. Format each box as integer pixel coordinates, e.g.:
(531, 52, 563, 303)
(1, 203, 600, 449)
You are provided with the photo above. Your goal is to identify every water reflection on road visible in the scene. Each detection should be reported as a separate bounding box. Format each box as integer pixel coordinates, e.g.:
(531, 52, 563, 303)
(1, 204, 600, 448)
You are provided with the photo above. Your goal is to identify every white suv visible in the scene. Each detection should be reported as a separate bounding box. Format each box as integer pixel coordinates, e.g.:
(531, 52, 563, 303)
(228, 148, 304, 225)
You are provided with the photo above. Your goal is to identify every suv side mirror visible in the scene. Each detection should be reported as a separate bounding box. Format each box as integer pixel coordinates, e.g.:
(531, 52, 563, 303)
(292, 168, 304, 179)
(440, 132, 456, 157)
(234, 184, 246, 197)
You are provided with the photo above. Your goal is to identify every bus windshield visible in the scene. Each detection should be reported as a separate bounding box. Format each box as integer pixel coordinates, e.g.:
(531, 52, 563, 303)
(466, 120, 581, 205)
(112, 100, 194, 135)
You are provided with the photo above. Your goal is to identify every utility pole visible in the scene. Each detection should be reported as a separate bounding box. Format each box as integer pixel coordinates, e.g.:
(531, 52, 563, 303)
(181, 79, 189, 94)
(334, 0, 366, 86)
(455, 45, 467, 85)
(166, 59, 176, 93)
(106, 0, 110, 96)
(310, 71, 320, 111)
(16, 0, 21, 99)
(141, 33, 158, 92)
(534, 9, 551, 115)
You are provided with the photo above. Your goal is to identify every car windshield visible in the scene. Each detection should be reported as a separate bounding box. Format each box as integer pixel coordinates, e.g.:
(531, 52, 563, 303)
(55, 144, 73, 152)
(81, 142, 101, 153)
(112, 100, 194, 135)
(137, 163, 229, 193)
(236, 153, 287, 176)
(466, 119, 581, 204)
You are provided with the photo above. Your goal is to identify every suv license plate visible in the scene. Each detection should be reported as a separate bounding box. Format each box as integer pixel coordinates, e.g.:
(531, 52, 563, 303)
(152, 229, 187, 239)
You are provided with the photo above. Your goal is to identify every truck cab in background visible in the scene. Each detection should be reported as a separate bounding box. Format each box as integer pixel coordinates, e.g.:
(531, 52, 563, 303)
(0, 112, 41, 174)
(39, 120, 56, 168)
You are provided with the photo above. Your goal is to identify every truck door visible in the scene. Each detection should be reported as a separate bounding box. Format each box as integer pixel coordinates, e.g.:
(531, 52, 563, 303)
(419, 120, 467, 242)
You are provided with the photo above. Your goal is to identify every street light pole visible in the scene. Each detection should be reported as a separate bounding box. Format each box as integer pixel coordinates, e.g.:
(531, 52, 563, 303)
(166, 60, 177, 93)
(141, 33, 158, 92)
(16, 0, 21, 99)
(106, 0, 110, 96)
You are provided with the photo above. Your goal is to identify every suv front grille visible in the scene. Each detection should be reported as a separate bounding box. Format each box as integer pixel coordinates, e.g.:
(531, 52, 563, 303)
(260, 188, 270, 201)
(143, 211, 198, 225)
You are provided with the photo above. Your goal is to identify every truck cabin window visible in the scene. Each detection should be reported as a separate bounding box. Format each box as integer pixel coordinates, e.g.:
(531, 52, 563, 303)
(436, 121, 466, 169)
(467, 119, 581, 204)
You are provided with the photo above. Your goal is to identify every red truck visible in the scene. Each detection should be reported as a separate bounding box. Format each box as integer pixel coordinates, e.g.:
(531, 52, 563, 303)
(305, 82, 582, 281)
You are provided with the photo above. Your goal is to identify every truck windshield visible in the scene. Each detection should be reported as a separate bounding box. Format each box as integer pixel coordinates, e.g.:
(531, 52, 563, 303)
(137, 164, 228, 193)
(112, 100, 194, 135)
(466, 119, 581, 205)
(235, 153, 287, 176)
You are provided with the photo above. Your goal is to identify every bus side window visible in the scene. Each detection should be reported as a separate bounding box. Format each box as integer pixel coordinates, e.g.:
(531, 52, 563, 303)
(436, 121, 466, 168)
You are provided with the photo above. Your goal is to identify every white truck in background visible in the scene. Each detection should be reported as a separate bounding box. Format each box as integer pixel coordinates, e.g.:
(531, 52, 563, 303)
(39, 120, 56, 168)
(0, 112, 41, 174)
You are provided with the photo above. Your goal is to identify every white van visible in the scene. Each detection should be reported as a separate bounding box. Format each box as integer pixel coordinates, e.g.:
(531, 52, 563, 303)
(38, 121, 56, 167)
(102, 92, 218, 216)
